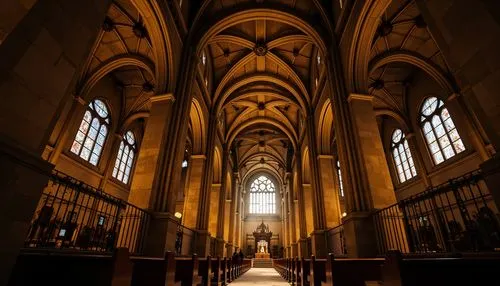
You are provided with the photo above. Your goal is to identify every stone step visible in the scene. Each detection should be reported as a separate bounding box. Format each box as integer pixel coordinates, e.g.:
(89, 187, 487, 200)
(252, 258, 273, 268)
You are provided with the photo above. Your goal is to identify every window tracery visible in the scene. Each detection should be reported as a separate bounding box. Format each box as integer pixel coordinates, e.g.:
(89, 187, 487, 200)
(420, 97, 465, 165)
(391, 129, 417, 183)
(70, 99, 110, 165)
(249, 175, 276, 214)
(112, 131, 136, 184)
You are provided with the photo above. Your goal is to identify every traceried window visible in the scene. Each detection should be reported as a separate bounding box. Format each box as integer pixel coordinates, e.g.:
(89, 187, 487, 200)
(249, 175, 276, 214)
(391, 129, 417, 183)
(112, 131, 136, 184)
(70, 99, 110, 165)
(420, 97, 465, 165)
(336, 160, 344, 197)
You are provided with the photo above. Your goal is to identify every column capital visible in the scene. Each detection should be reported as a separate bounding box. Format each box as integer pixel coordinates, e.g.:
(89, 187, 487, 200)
(317, 154, 334, 160)
(191, 154, 207, 160)
(150, 93, 175, 103)
(347, 93, 374, 103)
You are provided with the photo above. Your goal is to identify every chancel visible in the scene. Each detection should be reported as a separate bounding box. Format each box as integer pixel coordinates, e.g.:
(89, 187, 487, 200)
(2, 0, 500, 285)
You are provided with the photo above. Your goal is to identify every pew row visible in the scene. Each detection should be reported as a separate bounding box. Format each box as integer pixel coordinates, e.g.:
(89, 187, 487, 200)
(382, 250, 500, 286)
(9, 248, 132, 286)
(274, 255, 384, 286)
(10, 248, 250, 286)
(275, 251, 500, 286)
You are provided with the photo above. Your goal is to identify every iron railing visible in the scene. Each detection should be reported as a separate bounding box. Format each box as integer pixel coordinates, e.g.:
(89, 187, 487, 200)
(24, 171, 150, 255)
(373, 170, 500, 255)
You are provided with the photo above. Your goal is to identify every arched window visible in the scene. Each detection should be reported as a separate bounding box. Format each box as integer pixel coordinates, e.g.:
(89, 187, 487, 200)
(249, 175, 276, 214)
(391, 129, 417, 183)
(112, 131, 136, 184)
(70, 99, 110, 165)
(420, 97, 465, 165)
(336, 160, 344, 197)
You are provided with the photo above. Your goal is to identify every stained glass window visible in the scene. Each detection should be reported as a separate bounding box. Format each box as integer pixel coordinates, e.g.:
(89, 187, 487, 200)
(391, 129, 417, 183)
(112, 131, 136, 184)
(420, 97, 465, 165)
(336, 160, 344, 197)
(249, 175, 276, 214)
(70, 99, 110, 166)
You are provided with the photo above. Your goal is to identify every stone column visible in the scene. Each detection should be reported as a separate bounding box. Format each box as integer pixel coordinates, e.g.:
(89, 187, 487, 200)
(183, 155, 206, 229)
(285, 173, 298, 257)
(305, 116, 329, 257)
(0, 0, 113, 282)
(127, 94, 178, 256)
(343, 94, 398, 257)
(416, 0, 500, 151)
(227, 173, 239, 257)
(216, 148, 230, 257)
(195, 114, 218, 256)
(0, 0, 112, 283)
(294, 154, 309, 257)
(317, 155, 342, 228)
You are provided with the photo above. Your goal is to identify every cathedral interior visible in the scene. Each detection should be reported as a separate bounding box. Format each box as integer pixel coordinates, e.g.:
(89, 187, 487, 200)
(1, 0, 500, 285)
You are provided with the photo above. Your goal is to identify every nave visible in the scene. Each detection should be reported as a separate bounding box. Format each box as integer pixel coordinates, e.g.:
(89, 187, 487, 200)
(2, 0, 500, 285)
(229, 268, 288, 286)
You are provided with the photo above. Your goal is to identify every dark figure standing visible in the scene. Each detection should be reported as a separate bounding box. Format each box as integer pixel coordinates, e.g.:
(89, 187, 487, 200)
(238, 249, 244, 265)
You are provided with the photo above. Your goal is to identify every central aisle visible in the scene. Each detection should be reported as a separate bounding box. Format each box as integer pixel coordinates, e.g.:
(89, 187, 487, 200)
(230, 268, 289, 285)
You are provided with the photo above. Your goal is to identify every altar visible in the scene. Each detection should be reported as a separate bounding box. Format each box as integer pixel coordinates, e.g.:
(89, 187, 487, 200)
(255, 252, 270, 259)
(253, 221, 272, 259)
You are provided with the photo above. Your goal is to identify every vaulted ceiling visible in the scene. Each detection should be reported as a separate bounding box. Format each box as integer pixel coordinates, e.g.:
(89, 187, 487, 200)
(368, 0, 452, 116)
(200, 10, 326, 182)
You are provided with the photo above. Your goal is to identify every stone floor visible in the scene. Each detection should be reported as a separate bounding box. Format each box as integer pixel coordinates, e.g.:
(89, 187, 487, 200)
(230, 268, 288, 285)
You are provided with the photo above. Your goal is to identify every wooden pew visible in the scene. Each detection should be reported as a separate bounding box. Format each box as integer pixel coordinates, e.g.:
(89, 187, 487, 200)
(131, 251, 176, 286)
(382, 250, 500, 286)
(198, 256, 213, 286)
(288, 258, 295, 283)
(272, 258, 287, 279)
(210, 256, 223, 286)
(324, 254, 384, 286)
(175, 254, 202, 286)
(299, 257, 311, 286)
(241, 258, 252, 274)
(221, 257, 229, 284)
(9, 248, 132, 286)
(309, 256, 326, 286)
(293, 257, 301, 285)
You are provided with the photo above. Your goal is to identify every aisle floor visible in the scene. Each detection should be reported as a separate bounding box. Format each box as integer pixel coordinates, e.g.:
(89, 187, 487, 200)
(229, 268, 289, 285)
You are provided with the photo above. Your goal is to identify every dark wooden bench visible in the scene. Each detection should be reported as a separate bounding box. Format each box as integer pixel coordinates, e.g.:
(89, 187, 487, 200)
(293, 257, 301, 285)
(175, 254, 202, 286)
(299, 257, 311, 286)
(9, 248, 132, 286)
(309, 256, 326, 286)
(131, 251, 176, 286)
(324, 254, 384, 286)
(210, 256, 223, 285)
(198, 256, 213, 286)
(241, 258, 252, 274)
(382, 250, 500, 286)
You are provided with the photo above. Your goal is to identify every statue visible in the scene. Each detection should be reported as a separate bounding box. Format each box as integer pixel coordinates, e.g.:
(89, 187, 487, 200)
(260, 246, 265, 253)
